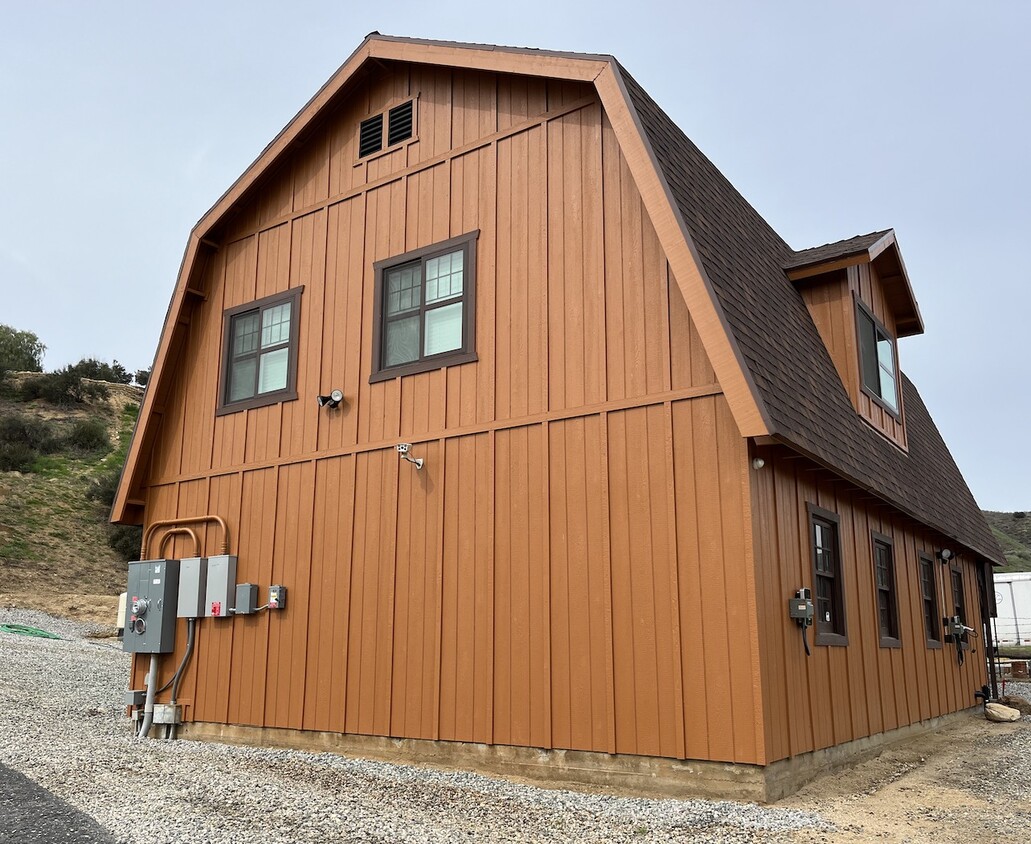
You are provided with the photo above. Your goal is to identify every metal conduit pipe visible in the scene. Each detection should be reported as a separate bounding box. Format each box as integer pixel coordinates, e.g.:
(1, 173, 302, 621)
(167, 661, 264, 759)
(167, 618, 197, 740)
(139, 654, 160, 738)
(142, 515, 229, 559)
(156, 527, 201, 559)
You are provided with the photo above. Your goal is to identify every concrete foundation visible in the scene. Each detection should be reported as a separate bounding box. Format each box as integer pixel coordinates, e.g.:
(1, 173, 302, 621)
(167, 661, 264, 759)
(180, 707, 980, 803)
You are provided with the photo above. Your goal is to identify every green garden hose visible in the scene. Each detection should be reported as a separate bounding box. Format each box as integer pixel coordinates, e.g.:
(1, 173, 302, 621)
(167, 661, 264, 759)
(0, 624, 61, 639)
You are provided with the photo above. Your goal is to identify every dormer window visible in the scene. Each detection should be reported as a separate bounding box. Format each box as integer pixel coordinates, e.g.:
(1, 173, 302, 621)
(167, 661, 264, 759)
(856, 301, 899, 414)
(357, 99, 415, 159)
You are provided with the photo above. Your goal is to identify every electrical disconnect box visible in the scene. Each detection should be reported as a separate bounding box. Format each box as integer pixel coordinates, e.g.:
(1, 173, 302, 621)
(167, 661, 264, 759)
(268, 585, 287, 610)
(124, 560, 181, 654)
(234, 583, 258, 615)
(205, 554, 237, 618)
(789, 588, 814, 625)
(178, 557, 208, 618)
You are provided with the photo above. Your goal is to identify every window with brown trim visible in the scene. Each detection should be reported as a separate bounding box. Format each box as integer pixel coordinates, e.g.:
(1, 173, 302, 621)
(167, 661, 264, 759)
(856, 298, 900, 415)
(872, 532, 900, 647)
(919, 552, 941, 647)
(370, 232, 478, 383)
(357, 99, 416, 159)
(217, 287, 302, 414)
(808, 504, 847, 646)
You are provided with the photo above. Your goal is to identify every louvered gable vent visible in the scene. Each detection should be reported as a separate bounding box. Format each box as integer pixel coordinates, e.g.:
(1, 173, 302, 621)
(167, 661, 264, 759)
(358, 113, 383, 157)
(387, 101, 414, 146)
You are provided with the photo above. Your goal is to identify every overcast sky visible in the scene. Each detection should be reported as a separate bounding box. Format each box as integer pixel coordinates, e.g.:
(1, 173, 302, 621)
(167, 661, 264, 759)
(1, 1, 1027, 510)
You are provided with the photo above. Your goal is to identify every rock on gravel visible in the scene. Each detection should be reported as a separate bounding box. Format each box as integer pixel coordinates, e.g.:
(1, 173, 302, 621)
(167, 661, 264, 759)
(0, 608, 831, 844)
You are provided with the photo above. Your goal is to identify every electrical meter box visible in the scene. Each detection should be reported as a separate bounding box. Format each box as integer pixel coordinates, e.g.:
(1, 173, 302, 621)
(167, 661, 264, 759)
(205, 554, 237, 618)
(124, 559, 181, 654)
(178, 557, 208, 618)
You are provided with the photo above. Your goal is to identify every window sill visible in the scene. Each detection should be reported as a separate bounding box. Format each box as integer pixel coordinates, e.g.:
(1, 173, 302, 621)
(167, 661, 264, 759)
(216, 390, 298, 416)
(879, 636, 902, 649)
(814, 632, 848, 647)
(370, 351, 478, 384)
(925, 639, 942, 650)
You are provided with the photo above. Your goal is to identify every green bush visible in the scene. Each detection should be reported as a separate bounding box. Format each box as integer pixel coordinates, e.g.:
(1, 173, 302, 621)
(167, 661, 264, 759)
(108, 524, 143, 562)
(0, 442, 37, 472)
(0, 414, 60, 454)
(66, 419, 111, 453)
(21, 369, 109, 406)
(66, 358, 132, 384)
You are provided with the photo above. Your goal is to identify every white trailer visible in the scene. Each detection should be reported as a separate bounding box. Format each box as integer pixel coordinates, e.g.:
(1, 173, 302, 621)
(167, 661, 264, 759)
(994, 571, 1031, 646)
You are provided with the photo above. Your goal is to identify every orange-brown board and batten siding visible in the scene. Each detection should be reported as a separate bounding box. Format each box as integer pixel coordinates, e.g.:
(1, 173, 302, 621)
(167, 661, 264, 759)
(751, 449, 987, 765)
(131, 63, 767, 765)
(120, 37, 1001, 792)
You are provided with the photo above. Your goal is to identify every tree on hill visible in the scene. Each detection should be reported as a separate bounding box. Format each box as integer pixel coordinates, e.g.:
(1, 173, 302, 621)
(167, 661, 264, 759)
(0, 324, 45, 374)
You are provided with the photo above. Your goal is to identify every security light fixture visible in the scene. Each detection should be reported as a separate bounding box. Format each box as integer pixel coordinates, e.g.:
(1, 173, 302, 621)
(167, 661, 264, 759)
(316, 389, 344, 409)
(936, 548, 954, 564)
(396, 442, 424, 470)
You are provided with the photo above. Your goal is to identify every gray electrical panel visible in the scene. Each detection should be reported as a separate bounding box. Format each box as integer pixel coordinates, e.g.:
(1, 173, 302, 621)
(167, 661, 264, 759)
(178, 557, 208, 618)
(205, 554, 237, 618)
(124, 559, 180, 654)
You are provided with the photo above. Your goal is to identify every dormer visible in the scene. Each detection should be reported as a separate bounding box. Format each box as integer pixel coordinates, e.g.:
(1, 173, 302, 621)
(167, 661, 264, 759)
(785, 230, 924, 449)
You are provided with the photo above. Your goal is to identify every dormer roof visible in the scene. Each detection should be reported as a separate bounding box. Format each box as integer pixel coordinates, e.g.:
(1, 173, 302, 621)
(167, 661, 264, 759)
(786, 229, 924, 337)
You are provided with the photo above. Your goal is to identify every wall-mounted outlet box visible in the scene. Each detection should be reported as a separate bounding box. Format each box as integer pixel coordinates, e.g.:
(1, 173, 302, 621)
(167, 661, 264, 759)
(268, 585, 287, 610)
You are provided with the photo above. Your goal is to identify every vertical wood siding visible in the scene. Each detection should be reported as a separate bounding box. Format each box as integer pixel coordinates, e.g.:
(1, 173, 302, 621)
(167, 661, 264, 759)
(751, 449, 988, 764)
(800, 264, 907, 448)
(133, 64, 764, 764)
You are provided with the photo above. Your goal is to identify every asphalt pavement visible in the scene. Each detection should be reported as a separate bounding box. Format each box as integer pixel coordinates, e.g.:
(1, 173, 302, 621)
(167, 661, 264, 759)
(0, 762, 115, 843)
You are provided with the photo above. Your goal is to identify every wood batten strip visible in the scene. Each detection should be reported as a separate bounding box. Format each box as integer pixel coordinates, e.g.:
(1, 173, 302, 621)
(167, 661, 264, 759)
(152, 384, 724, 487)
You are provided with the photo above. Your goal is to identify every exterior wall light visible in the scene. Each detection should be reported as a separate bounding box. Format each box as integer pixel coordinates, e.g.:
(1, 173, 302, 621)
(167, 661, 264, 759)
(316, 390, 344, 409)
(396, 443, 424, 470)
(752, 458, 766, 470)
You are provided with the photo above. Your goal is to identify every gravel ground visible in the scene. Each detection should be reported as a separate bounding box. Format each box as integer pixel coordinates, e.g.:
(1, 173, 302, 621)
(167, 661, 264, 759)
(0, 608, 831, 844)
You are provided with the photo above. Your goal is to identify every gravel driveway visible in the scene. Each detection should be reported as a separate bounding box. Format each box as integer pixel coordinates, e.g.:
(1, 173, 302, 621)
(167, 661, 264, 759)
(1, 608, 1027, 843)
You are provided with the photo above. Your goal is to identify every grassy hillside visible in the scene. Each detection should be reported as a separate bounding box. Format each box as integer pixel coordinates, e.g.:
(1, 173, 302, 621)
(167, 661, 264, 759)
(0, 380, 141, 623)
(982, 511, 1031, 573)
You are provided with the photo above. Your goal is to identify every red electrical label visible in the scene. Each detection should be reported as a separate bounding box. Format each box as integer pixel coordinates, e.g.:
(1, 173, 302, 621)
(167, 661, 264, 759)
(211, 601, 222, 617)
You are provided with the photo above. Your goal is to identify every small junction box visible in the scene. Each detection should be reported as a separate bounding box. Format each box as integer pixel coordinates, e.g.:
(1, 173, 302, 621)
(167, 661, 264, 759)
(177, 557, 208, 618)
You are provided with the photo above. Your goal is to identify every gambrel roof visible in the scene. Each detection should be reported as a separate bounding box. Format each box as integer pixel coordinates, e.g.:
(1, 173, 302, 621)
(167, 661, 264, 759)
(114, 34, 1003, 565)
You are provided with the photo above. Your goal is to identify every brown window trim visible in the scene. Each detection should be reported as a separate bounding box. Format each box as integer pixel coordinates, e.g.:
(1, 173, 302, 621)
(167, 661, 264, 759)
(854, 294, 902, 421)
(919, 551, 942, 649)
(872, 530, 901, 648)
(354, 95, 419, 165)
(216, 286, 303, 416)
(370, 231, 478, 384)
(807, 503, 848, 647)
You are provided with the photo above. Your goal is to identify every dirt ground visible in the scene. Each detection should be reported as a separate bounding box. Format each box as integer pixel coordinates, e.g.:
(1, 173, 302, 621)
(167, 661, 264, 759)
(782, 711, 1029, 843)
(0, 592, 118, 628)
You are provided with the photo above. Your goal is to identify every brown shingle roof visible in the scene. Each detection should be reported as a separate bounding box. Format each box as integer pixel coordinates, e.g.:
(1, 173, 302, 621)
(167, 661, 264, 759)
(618, 66, 1003, 564)
(784, 230, 893, 270)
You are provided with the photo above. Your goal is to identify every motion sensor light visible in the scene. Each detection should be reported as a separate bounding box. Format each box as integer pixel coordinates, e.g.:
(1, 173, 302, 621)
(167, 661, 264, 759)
(316, 390, 344, 409)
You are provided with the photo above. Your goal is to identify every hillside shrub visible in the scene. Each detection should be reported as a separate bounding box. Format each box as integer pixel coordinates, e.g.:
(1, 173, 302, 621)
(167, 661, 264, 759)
(20, 369, 109, 406)
(0, 414, 60, 454)
(87, 467, 120, 506)
(67, 358, 132, 384)
(0, 442, 36, 472)
(66, 419, 111, 453)
(108, 524, 143, 562)
(0, 325, 45, 374)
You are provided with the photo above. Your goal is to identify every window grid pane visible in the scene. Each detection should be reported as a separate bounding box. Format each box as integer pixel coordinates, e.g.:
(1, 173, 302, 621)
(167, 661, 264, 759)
(425, 249, 464, 303)
(258, 347, 289, 394)
(387, 264, 421, 315)
(233, 312, 260, 357)
(261, 302, 292, 348)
